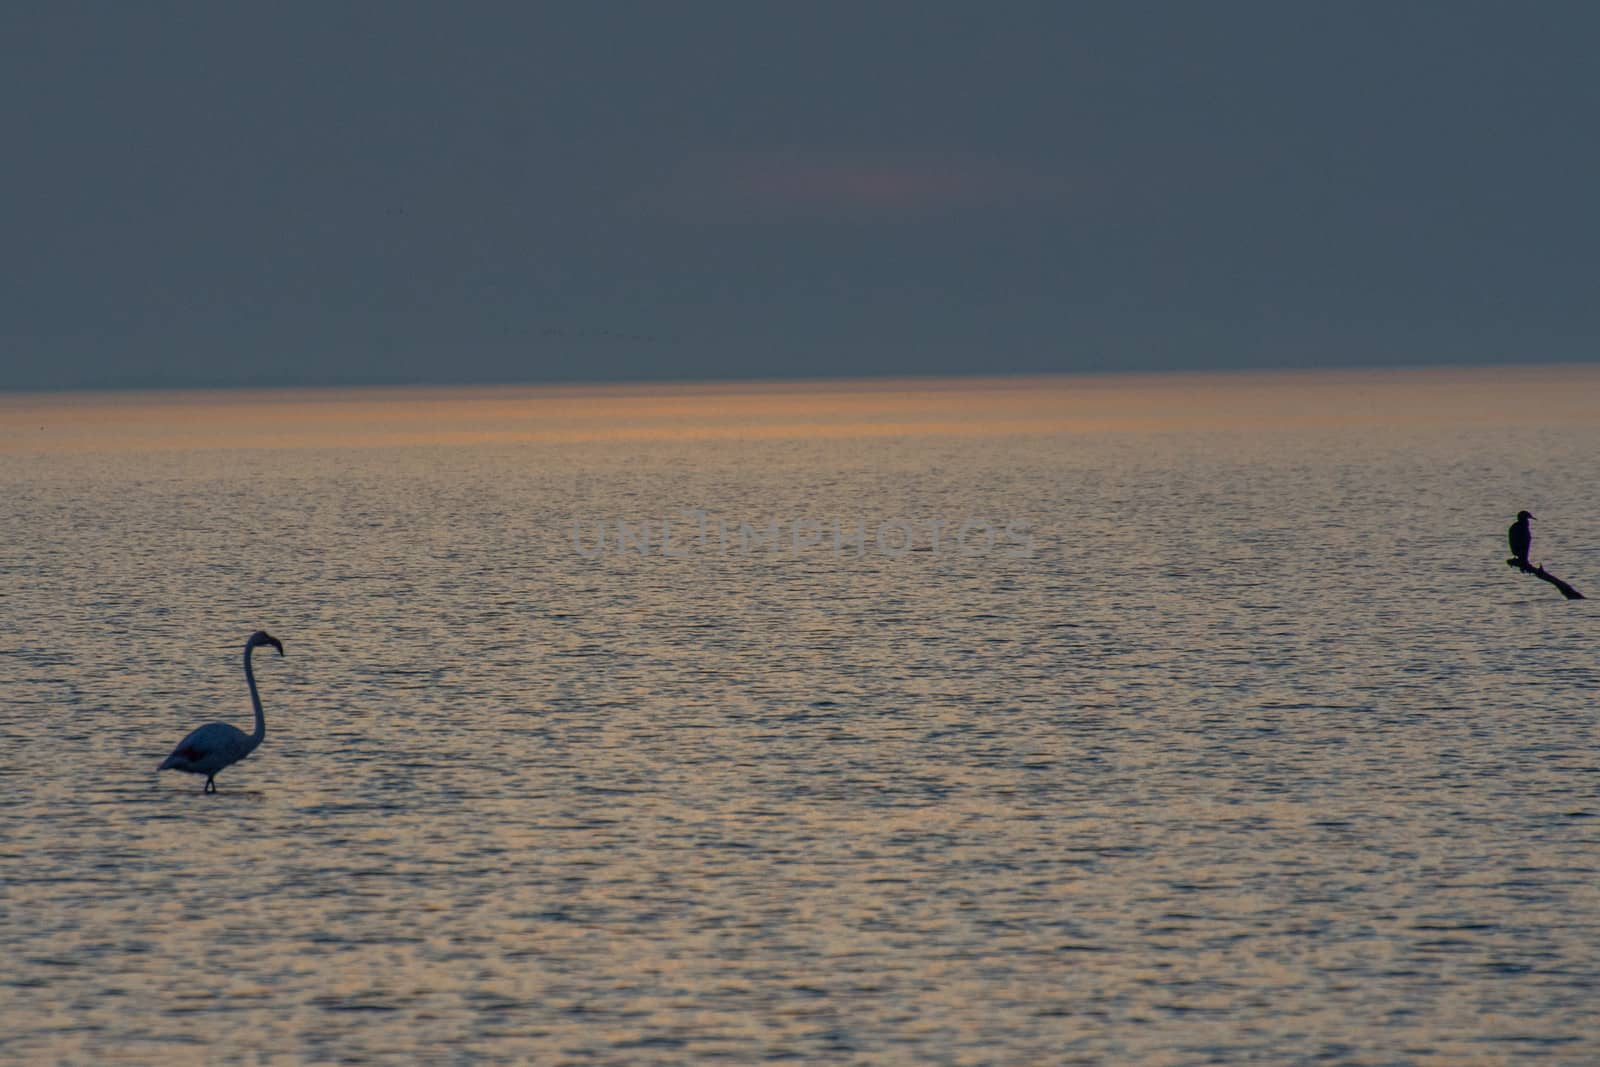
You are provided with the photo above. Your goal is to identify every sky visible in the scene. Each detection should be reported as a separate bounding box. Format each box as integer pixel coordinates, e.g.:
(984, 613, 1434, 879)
(3, 2, 1598, 391)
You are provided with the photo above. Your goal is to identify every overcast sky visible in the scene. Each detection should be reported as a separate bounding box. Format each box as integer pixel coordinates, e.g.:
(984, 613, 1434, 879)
(4, 2, 1598, 390)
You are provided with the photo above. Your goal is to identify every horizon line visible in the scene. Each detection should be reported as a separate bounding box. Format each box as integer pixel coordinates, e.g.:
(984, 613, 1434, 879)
(6, 356, 1600, 401)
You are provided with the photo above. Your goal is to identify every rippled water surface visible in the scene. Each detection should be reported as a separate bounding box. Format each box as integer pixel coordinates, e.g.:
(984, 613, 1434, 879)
(3, 369, 1598, 1064)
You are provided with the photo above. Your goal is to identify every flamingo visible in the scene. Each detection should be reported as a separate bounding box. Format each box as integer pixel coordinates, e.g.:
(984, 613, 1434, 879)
(158, 630, 283, 793)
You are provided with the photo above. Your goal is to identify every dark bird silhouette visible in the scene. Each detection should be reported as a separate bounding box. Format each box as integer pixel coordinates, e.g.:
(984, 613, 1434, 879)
(158, 631, 283, 792)
(1503, 511, 1584, 599)
(1508, 510, 1534, 565)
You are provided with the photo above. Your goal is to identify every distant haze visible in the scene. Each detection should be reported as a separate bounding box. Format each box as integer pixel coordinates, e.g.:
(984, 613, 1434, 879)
(4, 2, 1598, 391)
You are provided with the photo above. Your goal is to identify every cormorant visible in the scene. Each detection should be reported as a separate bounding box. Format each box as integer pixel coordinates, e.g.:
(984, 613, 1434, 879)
(1509, 510, 1534, 565)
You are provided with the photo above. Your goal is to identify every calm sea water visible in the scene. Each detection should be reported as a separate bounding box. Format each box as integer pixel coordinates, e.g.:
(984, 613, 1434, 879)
(2, 368, 1598, 1065)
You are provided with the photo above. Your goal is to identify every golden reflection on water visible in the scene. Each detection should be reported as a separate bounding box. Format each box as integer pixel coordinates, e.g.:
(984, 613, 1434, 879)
(4, 364, 1600, 1063)
(4, 363, 1599, 453)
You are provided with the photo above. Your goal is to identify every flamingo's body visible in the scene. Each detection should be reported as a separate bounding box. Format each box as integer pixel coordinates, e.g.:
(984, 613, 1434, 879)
(159, 630, 283, 792)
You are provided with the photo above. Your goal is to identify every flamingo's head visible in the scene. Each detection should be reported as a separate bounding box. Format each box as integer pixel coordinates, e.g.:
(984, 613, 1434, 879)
(1518, 510, 1535, 522)
(248, 630, 285, 656)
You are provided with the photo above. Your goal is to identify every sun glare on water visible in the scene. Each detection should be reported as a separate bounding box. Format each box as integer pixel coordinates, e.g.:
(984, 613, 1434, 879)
(4, 364, 1598, 454)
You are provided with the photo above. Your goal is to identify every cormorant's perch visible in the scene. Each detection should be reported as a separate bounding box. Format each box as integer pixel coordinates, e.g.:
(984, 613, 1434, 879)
(1505, 510, 1584, 599)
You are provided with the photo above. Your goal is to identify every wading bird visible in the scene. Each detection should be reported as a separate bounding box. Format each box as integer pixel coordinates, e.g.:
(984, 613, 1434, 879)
(159, 630, 283, 793)
(1509, 510, 1534, 566)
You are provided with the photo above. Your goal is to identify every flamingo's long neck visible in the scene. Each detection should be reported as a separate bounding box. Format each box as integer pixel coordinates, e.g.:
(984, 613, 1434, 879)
(244, 643, 266, 746)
